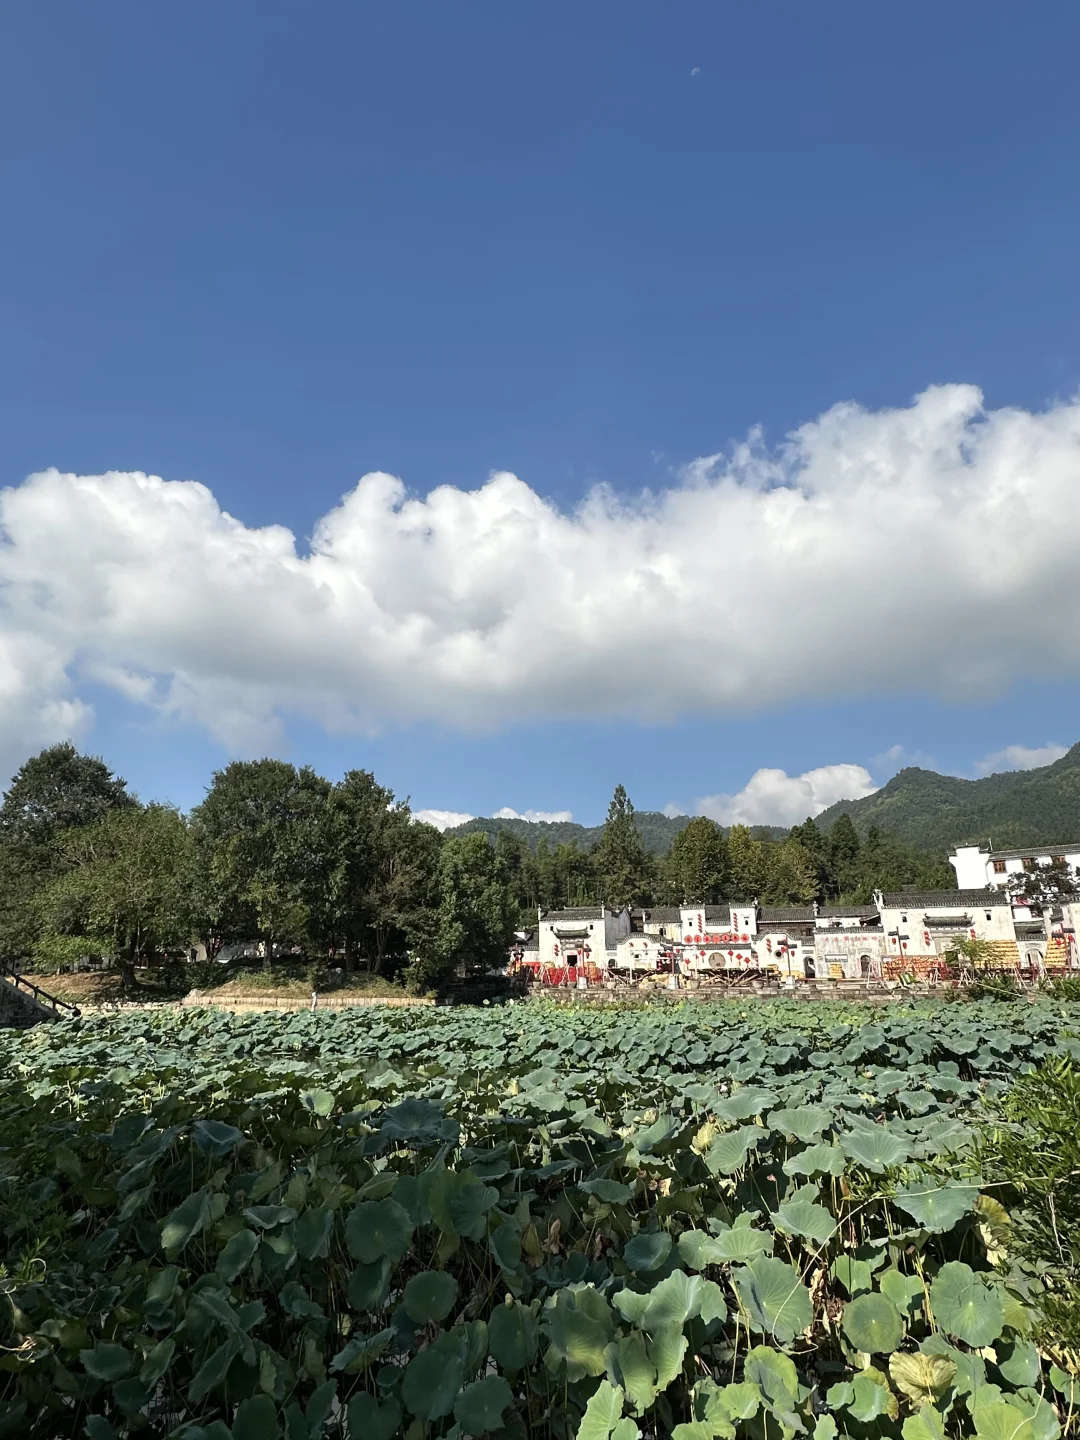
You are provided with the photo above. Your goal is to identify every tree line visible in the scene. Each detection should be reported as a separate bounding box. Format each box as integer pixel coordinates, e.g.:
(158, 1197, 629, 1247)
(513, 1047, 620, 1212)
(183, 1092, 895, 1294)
(0, 747, 954, 989)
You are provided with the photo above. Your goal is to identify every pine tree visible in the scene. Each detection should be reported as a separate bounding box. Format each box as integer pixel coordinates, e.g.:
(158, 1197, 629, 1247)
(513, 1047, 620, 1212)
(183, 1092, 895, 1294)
(593, 785, 652, 910)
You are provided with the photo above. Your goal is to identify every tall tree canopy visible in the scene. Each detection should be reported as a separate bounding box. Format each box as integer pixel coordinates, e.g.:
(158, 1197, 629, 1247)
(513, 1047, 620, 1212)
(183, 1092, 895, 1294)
(663, 816, 728, 904)
(594, 785, 653, 910)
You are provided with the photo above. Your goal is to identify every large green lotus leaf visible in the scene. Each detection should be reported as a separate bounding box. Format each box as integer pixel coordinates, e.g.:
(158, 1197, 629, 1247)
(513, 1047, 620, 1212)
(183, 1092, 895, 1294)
(580, 1178, 635, 1204)
(232, 1394, 280, 1440)
(840, 1127, 911, 1172)
(842, 1292, 905, 1354)
(243, 1204, 297, 1230)
(710, 1381, 761, 1422)
(216, 1227, 259, 1282)
(192, 1118, 244, 1156)
(345, 1198, 413, 1264)
(768, 1106, 833, 1141)
(634, 1114, 680, 1153)
(879, 1268, 925, 1319)
(930, 1262, 1005, 1347)
(714, 1089, 778, 1122)
(830, 1255, 872, 1297)
(611, 1421, 640, 1440)
(783, 1144, 847, 1179)
(348, 1257, 392, 1312)
(295, 1206, 333, 1260)
(847, 1372, 899, 1423)
(80, 1344, 132, 1382)
(299, 1088, 335, 1118)
(921, 1335, 986, 1397)
(578, 1381, 626, 1440)
(347, 1393, 402, 1440)
(699, 1280, 727, 1327)
(161, 1189, 211, 1252)
(648, 1322, 688, 1392)
(732, 1256, 813, 1344)
(402, 1329, 467, 1420)
(971, 1401, 1036, 1440)
(448, 1177, 501, 1241)
(1013, 1390, 1060, 1440)
(139, 1338, 175, 1387)
(893, 1180, 978, 1232)
(454, 1375, 513, 1437)
(605, 1329, 657, 1415)
(378, 1097, 460, 1145)
(772, 1190, 837, 1245)
(996, 1339, 1041, 1389)
(902, 1405, 947, 1440)
(681, 1223, 771, 1266)
(704, 1126, 761, 1176)
(615, 1270, 702, 1331)
(623, 1230, 673, 1274)
(489, 1301, 539, 1372)
(743, 1345, 798, 1403)
(403, 1270, 458, 1324)
(542, 1289, 615, 1382)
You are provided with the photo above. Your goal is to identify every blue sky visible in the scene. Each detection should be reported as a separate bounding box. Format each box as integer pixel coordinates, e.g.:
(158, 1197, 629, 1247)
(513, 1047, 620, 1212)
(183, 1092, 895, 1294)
(1, 3, 1078, 826)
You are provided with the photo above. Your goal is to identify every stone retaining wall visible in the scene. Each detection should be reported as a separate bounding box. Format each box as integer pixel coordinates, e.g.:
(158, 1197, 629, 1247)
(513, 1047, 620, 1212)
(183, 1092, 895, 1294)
(181, 992, 434, 1013)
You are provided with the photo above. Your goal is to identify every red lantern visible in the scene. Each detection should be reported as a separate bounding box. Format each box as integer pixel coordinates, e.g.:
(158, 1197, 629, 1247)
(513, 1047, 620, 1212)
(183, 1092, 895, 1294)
(741, 933, 748, 942)
(970, 929, 976, 939)
(923, 931, 930, 946)
(766, 938, 772, 952)
(695, 934, 701, 944)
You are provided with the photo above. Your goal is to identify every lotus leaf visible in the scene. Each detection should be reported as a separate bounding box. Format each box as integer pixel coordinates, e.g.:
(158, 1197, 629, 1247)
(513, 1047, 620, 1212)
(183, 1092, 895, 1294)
(889, 1351, 956, 1405)
(704, 1125, 761, 1176)
(403, 1269, 458, 1324)
(879, 1267, 925, 1318)
(840, 1126, 911, 1171)
(192, 1118, 244, 1155)
(733, 1256, 813, 1344)
(830, 1255, 872, 1297)
(623, 1230, 673, 1274)
(996, 1339, 1040, 1389)
(971, 1400, 1036, 1440)
(605, 1330, 657, 1415)
(648, 1322, 688, 1391)
(842, 1292, 904, 1354)
(772, 1190, 837, 1245)
(902, 1406, 948, 1440)
(232, 1394, 280, 1440)
(454, 1375, 513, 1436)
(345, 1198, 413, 1264)
(578, 1381, 626, 1440)
(543, 1289, 615, 1381)
(80, 1345, 132, 1382)
(299, 1088, 335, 1117)
(347, 1393, 402, 1440)
(402, 1329, 467, 1420)
(489, 1300, 539, 1371)
(930, 1262, 1005, 1347)
(892, 1180, 978, 1231)
(846, 1372, 899, 1423)
(216, 1227, 259, 1281)
(768, 1106, 833, 1141)
(783, 1143, 847, 1178)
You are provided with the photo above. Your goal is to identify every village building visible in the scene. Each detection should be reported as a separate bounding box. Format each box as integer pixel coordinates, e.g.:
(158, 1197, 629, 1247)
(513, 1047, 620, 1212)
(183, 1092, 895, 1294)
(811, 904, 885, 978)
(876, 888, 1015, 962)
(950, 842, 1080, 890)
(535, 905, 631, 967)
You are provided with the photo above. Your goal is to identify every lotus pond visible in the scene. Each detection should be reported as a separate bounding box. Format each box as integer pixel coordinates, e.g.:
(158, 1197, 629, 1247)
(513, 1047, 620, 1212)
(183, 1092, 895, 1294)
(1, 998, 1078, 1440)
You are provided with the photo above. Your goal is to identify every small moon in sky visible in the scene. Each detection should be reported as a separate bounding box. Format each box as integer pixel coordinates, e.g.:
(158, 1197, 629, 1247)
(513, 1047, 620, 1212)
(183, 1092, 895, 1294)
(690, 67, 701, 76)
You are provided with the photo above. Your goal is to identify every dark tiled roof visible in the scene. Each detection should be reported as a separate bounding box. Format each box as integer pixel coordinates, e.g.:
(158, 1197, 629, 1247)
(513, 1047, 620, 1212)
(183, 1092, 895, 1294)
(759, 905, 815, 923)
(704, 905, 728, 922)
(951, 843, 1080, 861)
(544, 907, 603, 922)
(880, 890, 1010, 909)
(817, 904, 880, 918)
(643, 907, 682, 923)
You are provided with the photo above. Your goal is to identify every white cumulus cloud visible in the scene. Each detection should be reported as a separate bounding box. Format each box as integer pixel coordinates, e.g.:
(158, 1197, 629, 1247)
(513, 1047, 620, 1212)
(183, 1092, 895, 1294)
(974, 742, 1068, 775)
(692, 764, 878, 827)
(493, 806, 574, 823)
(412, 809, 475, 831)
(3, 384, 1080, 775)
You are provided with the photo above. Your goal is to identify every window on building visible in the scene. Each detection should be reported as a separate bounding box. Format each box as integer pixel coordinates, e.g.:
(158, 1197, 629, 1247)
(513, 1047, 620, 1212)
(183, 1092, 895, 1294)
(992, 860, 1006, 873)
(1053, 856, 1066, 865)
(901, 914, 907, 924)
(1022, 857, 1035, 871)
(985, 912, 991, 921)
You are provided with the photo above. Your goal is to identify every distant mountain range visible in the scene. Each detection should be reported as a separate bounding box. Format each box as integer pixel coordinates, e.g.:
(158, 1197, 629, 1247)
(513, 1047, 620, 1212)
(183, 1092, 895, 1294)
(444, 812, 788, 855)
(815, 742, 1080, 851)
(447, 742, 1080, 857)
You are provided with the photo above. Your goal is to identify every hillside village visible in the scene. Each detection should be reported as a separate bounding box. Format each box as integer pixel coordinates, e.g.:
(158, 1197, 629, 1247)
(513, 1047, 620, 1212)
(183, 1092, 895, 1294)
(513, 839, 1080, 981)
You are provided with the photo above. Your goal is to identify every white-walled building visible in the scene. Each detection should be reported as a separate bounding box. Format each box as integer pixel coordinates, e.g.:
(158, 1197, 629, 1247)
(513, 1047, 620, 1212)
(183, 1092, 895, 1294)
(876, 888, 1014, 960)
(950, 842, 1080, 891)
(536, 906, 631, 967)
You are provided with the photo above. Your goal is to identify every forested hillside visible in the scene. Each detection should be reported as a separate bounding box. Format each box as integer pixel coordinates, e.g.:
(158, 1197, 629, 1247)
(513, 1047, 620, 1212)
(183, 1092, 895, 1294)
(446, 813, 788, 853)
(816, 741, 1080, 850)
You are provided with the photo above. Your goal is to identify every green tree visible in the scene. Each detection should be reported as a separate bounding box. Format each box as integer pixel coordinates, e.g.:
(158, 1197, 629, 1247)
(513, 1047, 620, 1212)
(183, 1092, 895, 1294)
(0, 743, 136, 964)
(320, 771, 443, 974)
(190, 760, 331, 962)
(408, 832, 517, 988)
(726, 824, 768, 899)
(1007, 858, 1080, 908)
(760, 838, 819, 904)
(593, 785, 653, 910)
(35, 805, 196, 988)
(663, 816, 728, 903)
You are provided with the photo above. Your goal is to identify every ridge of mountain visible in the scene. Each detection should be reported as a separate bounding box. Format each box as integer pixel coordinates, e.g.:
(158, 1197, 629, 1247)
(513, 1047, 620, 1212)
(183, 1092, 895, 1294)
(814, 741, 1080, 850)
(444, 812, 788, 855)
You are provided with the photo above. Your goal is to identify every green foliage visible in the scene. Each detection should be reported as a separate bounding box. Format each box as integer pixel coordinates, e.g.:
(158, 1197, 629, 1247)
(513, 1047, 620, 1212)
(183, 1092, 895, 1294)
(0, 995, 1076, 1438)
(664, 817, 728, 904)
(407, 831, 517, 988)
(594, 784, 654, 910)
(816, 741, 1080, 850)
